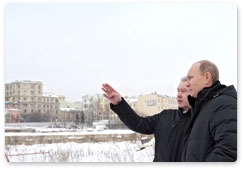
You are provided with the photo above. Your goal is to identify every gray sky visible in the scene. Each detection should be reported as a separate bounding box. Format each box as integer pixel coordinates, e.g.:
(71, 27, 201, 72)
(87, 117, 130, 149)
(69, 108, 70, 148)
(4, 2, 237, 102)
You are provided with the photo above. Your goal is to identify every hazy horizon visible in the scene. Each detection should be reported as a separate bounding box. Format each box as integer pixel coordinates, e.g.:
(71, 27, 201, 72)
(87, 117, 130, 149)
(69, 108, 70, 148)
(4, 3, 237, 102)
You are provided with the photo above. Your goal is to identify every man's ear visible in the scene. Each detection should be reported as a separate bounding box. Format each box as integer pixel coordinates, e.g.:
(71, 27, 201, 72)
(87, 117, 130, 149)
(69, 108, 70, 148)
(204, 72, 212, 85)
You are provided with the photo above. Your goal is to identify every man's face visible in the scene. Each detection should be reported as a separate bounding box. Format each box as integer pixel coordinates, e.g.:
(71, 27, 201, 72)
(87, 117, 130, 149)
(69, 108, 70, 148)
(186, 63, 206, 98)
(177, 81, 190, 111)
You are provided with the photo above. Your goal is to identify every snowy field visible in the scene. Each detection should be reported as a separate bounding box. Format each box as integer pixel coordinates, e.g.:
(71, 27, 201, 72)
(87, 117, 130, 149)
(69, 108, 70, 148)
(5, 124, 154, 162)
(5, 141, 154, 162)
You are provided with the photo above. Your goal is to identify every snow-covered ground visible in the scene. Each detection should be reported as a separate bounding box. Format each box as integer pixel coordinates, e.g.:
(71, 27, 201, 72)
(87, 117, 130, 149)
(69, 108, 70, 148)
(5, 141, 154, 162)
(5, 125, 154, 162)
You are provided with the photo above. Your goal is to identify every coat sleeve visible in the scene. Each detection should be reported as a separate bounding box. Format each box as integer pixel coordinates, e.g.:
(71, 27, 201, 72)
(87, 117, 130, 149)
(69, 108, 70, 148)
(110, 97, 161, 134)
(206, 96, 237, 162)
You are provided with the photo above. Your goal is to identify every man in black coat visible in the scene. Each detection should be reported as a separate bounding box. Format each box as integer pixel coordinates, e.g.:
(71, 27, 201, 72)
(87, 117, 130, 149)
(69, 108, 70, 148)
(183, 60, 237, 162)
(102, 77, 191, 162)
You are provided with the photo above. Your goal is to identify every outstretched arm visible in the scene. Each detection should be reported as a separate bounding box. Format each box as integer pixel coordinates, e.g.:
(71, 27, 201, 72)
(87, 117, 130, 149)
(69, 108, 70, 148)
(102, 83, 158, 134)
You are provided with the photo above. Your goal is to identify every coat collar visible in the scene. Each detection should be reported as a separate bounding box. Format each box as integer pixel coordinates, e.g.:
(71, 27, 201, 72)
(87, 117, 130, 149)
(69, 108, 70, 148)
(188, 80, 226, 107)
(178, 108, 191, 118)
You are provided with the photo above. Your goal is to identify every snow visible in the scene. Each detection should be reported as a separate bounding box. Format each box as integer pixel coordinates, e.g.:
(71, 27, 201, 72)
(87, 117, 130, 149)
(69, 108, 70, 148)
(5, 125, 154, 162)
(5, 128, 136, 136)
(5, 141, 154, 162)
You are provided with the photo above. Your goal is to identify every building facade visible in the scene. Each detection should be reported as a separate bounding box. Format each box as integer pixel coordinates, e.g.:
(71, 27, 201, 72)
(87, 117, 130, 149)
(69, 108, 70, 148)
(137, 92, 178, 116)
(5, 80, 61, 122)
(5, 81, 178, 124)
(81, 93, 177, 125)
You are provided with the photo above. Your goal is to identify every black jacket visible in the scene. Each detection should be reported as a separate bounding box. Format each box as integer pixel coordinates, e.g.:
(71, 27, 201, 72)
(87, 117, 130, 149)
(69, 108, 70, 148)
(182, 81, 237, 162)
(111, 98, 191, 162)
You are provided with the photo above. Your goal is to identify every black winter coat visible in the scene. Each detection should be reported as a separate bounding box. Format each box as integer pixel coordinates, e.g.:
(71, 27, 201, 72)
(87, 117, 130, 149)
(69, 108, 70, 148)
(182, 81, 237, 162)
(111, 98, 191, 162)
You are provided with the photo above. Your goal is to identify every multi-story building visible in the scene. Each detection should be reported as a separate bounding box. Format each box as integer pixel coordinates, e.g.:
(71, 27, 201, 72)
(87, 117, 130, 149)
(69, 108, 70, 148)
(124, 96, 138, 112)
(59, 101, 84, 126)
(5, 80, 61, 122)
(81, 92, 177, 124)
(97, 95, 112, 121)
(98, 95, 123, 122)
(137, 92, 177, 116)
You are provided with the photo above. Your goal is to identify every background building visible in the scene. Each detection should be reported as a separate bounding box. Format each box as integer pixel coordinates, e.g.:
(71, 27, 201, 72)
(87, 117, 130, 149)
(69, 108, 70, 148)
(5, 101, 21, 123)
(137, 92, 178, 116)
(5, 81, 178, 125)
(59, 101, 84, 128)
(5, 80, 62, 122)
(80, 93, 177, 128)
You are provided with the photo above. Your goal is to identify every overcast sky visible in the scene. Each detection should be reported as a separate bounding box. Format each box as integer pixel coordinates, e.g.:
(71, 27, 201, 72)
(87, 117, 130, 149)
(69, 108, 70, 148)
(4, 2, 237, 102)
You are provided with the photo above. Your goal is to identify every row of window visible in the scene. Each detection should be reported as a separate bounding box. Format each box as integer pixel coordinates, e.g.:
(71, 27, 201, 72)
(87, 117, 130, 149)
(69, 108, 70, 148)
(22, 103, 59, 109)
(6, 90, 42, 96)
(7, 97, 59, 103)
(145, 99, 177, 106)
(6, 84, 42, 90)
(23, 109, 59, 114)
